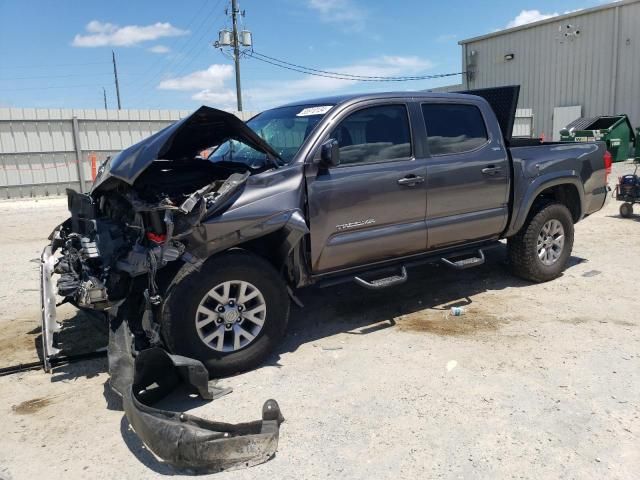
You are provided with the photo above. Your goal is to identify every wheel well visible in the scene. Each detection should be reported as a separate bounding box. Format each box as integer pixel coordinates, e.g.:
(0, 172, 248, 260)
(534, 184, 581, 222)
(228, 230, 302, 287)
(232, 232, 284, 269)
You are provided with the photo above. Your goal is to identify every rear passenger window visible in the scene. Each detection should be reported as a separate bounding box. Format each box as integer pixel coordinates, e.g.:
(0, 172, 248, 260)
(331, 105, 411, 165)
(421, 104, 488, 155)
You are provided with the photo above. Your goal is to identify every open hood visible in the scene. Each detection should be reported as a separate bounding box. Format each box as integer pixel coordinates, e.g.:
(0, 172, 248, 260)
(94, 106, 280, 188)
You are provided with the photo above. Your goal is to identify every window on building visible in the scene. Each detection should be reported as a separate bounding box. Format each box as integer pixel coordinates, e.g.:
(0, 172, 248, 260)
(331, 105, 412, 165)
(421, 103, 488, 155)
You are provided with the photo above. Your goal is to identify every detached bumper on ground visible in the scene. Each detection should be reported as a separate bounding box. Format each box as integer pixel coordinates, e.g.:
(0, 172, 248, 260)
(109, 319, 284, 472)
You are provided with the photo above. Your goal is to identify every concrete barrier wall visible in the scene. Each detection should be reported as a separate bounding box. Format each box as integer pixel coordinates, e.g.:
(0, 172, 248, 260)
(0, 108, 255, 198)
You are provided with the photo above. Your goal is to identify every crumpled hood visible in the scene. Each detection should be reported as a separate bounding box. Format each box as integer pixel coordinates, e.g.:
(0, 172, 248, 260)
(93, 106, 279, 189)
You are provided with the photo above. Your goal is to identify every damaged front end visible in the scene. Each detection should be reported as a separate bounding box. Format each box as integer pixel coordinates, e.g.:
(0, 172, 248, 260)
(42, 168, 250, 363)
(40, 106, 285, 471)
(40, 105, 279, 368)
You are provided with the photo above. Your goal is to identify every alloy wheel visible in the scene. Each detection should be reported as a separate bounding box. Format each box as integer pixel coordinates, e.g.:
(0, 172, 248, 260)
(194, 280, 267, 352)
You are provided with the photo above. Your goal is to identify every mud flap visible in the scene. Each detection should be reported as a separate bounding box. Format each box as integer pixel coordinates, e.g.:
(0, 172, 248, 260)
(108, 319, 284, 472)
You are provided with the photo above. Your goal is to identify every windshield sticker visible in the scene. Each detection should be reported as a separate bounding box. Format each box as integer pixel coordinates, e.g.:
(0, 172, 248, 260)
(296, 106, 332, 117)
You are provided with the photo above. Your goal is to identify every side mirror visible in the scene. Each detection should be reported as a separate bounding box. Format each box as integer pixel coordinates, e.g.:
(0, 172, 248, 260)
(319, 139, 340, 168)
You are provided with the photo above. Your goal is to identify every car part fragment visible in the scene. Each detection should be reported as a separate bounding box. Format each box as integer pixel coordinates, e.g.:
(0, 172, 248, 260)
(40, 245, 60, 372)
(108, 318, 284, 473)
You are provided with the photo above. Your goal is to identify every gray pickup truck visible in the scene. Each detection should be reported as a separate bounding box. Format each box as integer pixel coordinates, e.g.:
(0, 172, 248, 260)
(41, 86, 610, 375)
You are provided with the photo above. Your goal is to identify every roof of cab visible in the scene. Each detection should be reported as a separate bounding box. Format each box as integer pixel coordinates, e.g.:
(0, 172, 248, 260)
(277, 91, 479, 108)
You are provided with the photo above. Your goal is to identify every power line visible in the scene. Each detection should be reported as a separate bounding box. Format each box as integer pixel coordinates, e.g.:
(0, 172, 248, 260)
(122, 0, 211, 92)
(0, 71, 117, 81)
(125, 0, 224, 104)
(2, 60, 112, 70)
(119, 0, 214, 99)
(246, 50, 466, 82)
(2, 83, 112, 92)
(159, 0, 226, 79)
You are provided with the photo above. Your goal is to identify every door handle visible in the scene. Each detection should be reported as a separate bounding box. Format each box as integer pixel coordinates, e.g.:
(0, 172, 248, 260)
(481, 165, 503, 176)
(397, 175, 425, 186)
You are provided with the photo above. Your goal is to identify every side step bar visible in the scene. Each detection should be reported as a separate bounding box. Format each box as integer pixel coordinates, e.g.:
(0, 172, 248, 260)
(441, 249, 485, 270)
(354, 266, 408, 290)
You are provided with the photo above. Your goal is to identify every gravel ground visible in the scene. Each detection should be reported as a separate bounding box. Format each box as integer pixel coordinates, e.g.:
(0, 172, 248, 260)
(0, 162, 638, 480)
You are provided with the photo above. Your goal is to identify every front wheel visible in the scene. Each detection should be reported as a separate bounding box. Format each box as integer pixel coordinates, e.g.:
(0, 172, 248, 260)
(161, 251, 290, 376)
(507, 203, 574, 282)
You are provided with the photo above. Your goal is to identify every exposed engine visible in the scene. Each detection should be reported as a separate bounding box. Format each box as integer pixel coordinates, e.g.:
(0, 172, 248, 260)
(51, 160, 252, 313)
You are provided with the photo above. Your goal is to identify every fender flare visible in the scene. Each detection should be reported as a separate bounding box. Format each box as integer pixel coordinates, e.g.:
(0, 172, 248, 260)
(187, 209, 310, 285)
(506, 172, 585, 237)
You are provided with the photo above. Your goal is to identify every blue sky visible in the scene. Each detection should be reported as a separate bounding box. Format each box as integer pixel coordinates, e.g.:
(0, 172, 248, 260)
(0, 0, 611, 112)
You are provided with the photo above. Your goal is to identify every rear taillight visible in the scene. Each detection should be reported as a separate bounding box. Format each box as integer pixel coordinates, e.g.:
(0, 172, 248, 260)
(604, 150, 613, 183)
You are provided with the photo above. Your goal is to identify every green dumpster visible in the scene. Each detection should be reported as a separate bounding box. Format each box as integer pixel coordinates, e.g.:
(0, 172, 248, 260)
(635, 127, 640, 161)
(559, 114, 635, 162)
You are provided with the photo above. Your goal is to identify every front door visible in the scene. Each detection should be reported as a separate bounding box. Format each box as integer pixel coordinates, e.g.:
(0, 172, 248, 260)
(305, 103, 428, 273)
(420, 101, 510, 249)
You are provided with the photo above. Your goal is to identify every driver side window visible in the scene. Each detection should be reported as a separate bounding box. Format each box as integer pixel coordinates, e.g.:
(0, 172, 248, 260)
(330, 104, 412, 166)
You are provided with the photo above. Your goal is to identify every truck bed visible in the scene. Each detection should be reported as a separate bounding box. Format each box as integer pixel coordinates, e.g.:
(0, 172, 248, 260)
(506, 140, 609, 237)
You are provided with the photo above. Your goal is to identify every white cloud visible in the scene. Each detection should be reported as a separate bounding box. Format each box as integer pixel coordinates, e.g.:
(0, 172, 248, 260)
(72, 20, 188, 47)
(148, 45, 170, 54)
(506, 10, 559, 28)
(505, 8, 588, 29)
(307, 0, 367, 31)
(192, 89, 238, 108)
(158, 64, 234, 91)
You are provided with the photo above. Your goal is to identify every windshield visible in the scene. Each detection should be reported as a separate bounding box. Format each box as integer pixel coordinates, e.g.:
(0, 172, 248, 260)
(209, 104, 334, 166)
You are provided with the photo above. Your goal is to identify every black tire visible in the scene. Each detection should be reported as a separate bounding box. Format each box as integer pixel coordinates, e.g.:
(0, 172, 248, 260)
(620, 202, 634, 218)
(161, 250, 290, 377)
(507, 202, 574, 283)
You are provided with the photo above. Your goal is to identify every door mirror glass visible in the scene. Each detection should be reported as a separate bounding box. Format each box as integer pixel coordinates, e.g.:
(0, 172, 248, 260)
(319, 138, 340, 168)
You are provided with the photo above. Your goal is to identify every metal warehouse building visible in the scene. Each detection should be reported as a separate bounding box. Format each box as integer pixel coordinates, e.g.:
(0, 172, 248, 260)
(435, 0, 640, 140)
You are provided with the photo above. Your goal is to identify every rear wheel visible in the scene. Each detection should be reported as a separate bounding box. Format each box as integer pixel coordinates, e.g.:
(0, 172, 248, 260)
(161, 251, 290, 376)
(508, 203, 574, 282)
(620, 202, 634, 218)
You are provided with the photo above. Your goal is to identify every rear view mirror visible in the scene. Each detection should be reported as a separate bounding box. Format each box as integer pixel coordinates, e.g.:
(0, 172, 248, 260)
(319, 139, 340, 168)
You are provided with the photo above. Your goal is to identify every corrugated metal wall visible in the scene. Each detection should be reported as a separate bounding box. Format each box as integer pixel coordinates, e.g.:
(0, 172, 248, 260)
(0, 108, 255, 198)
(460, 0, 640, 139)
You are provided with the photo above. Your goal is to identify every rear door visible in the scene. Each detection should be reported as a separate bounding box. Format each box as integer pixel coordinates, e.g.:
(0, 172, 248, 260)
(305, 101, 428, 273)
(420, 100, 510, 249)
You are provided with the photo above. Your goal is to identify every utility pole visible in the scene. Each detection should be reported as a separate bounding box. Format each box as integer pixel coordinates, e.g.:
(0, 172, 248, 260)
(231, 0, 243, 111)
(214, 1, 252, 111)
(102, 87, 107, 110)
(112, 50, 122, 110)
